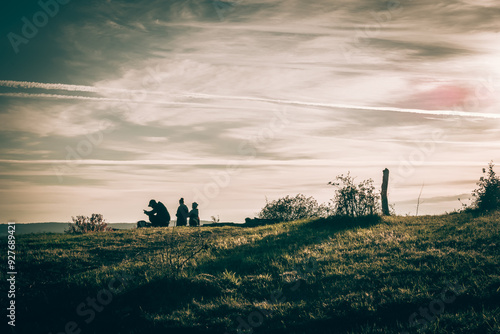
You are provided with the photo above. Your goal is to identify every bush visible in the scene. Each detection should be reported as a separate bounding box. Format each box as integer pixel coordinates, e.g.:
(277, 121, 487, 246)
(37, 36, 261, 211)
(328, 173, 380, 217)
(258, 194, 324, 222)
(472, 162, 500, 212)
(66, 213, 111, 234)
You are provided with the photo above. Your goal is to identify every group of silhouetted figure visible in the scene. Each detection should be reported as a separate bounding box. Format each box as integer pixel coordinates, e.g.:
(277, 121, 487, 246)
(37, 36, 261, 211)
(137, 198, 199, 228)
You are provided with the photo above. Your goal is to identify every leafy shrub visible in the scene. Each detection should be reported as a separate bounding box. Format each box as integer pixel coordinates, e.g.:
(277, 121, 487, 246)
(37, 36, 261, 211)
(258, 194, 324, 222)
(328, 173, 380, 217)
(472, 162, 500, 212)
(66, 213, 111, 234)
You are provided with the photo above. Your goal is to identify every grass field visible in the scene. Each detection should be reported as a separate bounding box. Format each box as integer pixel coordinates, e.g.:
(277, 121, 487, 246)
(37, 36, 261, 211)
(1, 211, 499, 333)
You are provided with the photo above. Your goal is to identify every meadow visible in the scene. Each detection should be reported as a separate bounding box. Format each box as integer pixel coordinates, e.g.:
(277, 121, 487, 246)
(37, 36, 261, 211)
(1, 211, 499, 333)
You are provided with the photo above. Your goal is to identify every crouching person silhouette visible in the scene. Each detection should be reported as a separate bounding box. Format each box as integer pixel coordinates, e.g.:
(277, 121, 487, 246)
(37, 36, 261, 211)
(143, 199, 170, 227)
(189, 202, 200, 227)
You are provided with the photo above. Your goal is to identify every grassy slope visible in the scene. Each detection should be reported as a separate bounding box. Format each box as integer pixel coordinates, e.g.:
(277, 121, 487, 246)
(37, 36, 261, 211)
(1, 212, 499, 334)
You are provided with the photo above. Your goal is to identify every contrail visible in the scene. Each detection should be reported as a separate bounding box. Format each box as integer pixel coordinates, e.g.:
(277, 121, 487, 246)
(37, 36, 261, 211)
(0, 92, 205, 107)
(182, 92, 500, 119)
(0, 80, 102, 93)
(2, 79, 500, 119)
(0, 79, 150, 95)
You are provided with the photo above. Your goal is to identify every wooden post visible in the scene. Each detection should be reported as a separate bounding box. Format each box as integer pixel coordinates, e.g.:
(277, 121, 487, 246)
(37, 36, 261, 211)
(381, 168, 390, 216)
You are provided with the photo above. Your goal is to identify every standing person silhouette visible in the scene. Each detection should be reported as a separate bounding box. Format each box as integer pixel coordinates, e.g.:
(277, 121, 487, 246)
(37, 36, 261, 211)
(188, 202, 200, 227)
(143, 199, 170, 227)
(176, 198, 189, 226)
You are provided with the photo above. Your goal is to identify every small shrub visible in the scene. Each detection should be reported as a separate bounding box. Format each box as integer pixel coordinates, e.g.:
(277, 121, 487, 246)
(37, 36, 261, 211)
(258, 194, 323, 222)
(66, 213, 111, 234)
(328, 173, 380, 217)
(472, 162, 500, 212)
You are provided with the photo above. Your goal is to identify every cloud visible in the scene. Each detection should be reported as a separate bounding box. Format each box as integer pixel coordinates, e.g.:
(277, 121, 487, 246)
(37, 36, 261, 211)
(361, 38, 473, 60)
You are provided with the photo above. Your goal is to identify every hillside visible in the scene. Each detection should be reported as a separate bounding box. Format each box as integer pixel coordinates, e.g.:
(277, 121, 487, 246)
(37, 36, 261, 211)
(1, 212, 499, 333)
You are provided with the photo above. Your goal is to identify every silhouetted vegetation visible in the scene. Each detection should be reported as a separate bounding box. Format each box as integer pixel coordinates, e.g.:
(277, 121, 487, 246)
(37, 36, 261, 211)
(258, 173, 380, 223)
(329, 172, 380, 217)
(65, 213, 111, 234)
(258, 194, 328, 221)
(472, 162, 500, 212)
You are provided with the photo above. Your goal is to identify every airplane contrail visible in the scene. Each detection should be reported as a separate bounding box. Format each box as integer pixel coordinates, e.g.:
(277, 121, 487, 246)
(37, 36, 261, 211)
(0, 80, 145, 94)
(1, 79, 500, 119)
(0, 92, 205, 107)
(182, 92, 500, 119)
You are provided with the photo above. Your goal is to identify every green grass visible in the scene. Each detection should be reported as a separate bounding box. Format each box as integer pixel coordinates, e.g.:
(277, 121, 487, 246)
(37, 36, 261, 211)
(1, 212, 499, 333)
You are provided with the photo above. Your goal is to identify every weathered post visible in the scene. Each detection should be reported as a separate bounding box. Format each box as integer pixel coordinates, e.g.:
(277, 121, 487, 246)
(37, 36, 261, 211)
(381, 168, 390, 215)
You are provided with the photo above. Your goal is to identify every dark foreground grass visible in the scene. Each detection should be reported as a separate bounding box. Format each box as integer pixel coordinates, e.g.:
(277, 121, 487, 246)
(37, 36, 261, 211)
(0, 212, 499, 334)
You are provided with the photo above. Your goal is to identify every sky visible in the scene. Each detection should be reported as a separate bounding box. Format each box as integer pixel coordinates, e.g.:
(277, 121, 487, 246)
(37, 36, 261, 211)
(1, 0, 499, 223)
